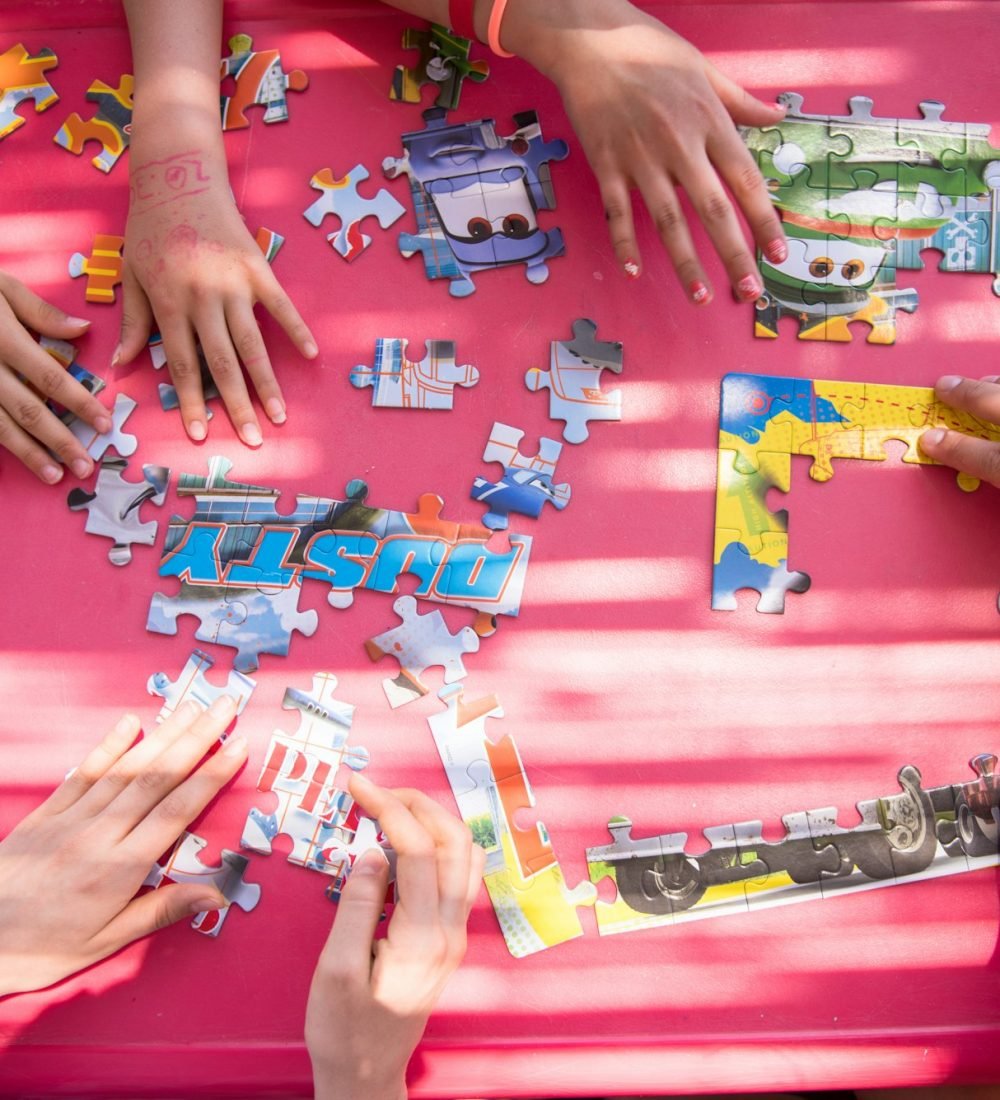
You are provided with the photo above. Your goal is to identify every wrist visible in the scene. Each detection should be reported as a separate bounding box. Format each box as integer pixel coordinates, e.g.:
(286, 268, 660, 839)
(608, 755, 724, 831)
(311, 1058, 407, 1100)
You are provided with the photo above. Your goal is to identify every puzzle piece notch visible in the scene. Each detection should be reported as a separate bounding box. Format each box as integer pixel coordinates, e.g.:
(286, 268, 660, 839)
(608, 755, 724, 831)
(67, 456, 169, 566)
(525, 318, 623, 444)
(54, 74, 133, 173)
(304, 165, 405, 262)
(147, 648, 256, 725)
(220, 34, 308, 130)
(0, 43, 58, 140)
(143, 831, 261, 937)
(68, 233, 124, 304)
(366, 595, 480, 708)
(350, 337, 478, 409)
(472, 421, 571, 530)
(390, 24, 489, 112)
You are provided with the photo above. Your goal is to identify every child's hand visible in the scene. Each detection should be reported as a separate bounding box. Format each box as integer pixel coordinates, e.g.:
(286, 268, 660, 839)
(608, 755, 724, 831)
(503, 0, 786, 304)
(0, 272, 112, 484)
(920, 376, 1000, 487)
(306, 774, 484, 1100)
(0, 697, 247, 998)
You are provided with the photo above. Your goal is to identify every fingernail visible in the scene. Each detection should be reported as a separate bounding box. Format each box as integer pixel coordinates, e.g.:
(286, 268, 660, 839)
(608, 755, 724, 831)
(355, 846, 390, 875)
(936, 375, 963, 392)
(922, 428, 947, 447)
(66, 316, 90, 327)
(774, 99, 787, 112)
(210, 694, 237, 718)
(95, 415, 113, 434)
(265, 399, 286, 425)
(737, 274, 763, 300)
(622, 258, 640, 280)
(40, 463, 63, 484)
(241, 423, 263, 447)
(690, 281, 711, 305)
(764, 238, 788, 264)
(71, 457, 92, 478)
(222, 732, 247, 757)
(303, 340, 319, 359)
(110, 343, 122, 368)
(189, 895, 225, 914)
(188, 419, 207, 442)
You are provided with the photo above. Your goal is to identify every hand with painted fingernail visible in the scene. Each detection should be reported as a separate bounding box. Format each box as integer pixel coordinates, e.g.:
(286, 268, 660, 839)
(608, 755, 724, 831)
(0, 270, 113, 485)
(118, 0, 317, 449)
(306, 774, 485, 1100)
(919, 375, 1000, 488)
(0, 695, 247, 998)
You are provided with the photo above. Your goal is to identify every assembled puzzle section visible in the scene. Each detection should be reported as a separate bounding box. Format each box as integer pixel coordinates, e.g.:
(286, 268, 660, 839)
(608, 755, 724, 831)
(143, 830, 262, 937)
(220, 34, 307, 130)
(471, 421, 571, 530)
(0, 43, 58, 140)
(147, 648, 256, 723)
(389, 24, 489, 111)
(241, 673, 396, 905)
(53, 74, 133, 173)
(741, 93, 1000, 343)
(68, 233, 124, 304)
(383, 107, 569, 297)
(303, 165, 405, 262)
(429, 683, 596, 957)
(587, 754, 1000, 938)
(350, 337, 478, 409)
(712, 372, 1000, 613)
(525, 318, 623, 444)
(67, 456, 169, 566)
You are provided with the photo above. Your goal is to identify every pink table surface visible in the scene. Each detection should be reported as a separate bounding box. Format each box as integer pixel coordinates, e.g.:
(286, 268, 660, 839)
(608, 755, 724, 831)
(1, 1, 999, 1097)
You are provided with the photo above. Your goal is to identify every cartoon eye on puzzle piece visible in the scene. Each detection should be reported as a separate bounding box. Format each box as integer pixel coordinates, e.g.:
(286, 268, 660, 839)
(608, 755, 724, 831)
(350, 337, 478, 409)
(220, 34, 308, 130)
(0, 43, 58, 141)
(390, 24, 489, 112)
(54, 73, 133, 173)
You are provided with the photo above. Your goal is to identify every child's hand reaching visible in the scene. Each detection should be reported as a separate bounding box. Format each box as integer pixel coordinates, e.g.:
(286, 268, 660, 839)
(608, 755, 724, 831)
(0, 697, 247, 998)
(920, 376, 1000, 487)
(306, 774, 484, 1100)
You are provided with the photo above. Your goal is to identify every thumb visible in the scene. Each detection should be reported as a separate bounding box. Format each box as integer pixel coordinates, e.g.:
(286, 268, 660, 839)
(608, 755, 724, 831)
(91, 885, 227, 956)
(115, 264, 155, 368)
(706, 65, 787, 128)
(318, 849, 390, 982)
(1, 276, 91, 340)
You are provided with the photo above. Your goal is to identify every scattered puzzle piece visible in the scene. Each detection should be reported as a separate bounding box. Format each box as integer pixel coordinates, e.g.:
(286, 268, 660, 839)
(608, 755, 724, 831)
(365, 594, 480, 708)
(350, 337, 478, 408)
(303, 165, 405, 262)
(525, 318, 623, 444)
(383, 107, 568, 296)
(67, 456, 169, 566)
(220, 33, 307, 130)
(68, 233, 124, 304)
(143, 830, 261, 937)
(54, 74, 133, 173)
(0, 43, 58, 140)
(390, 24, 489, 112)
(147, 648, 256, 723)
(471, 421, 571, 529)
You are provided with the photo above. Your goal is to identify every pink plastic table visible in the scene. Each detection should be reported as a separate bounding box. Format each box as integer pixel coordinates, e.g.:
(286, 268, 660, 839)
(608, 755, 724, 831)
(1, 1, 998, 1096)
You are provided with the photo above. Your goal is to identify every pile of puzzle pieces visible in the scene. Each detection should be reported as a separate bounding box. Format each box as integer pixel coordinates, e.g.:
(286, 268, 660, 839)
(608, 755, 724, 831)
(712, 371, 1000, 613)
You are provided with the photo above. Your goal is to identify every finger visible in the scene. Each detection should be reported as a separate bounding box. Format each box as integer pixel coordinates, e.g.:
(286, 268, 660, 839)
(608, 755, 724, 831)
(254, 269, 317, 360)
(41, 713, 142, 815)
(709, 127, 787, 266)
(193, 306, 261, 447)
(391, 789, 475, 927)
(466, 843, 486, 909)
(919, 429, 1000, 489)
(348, 773, 439, 918)
(224, 298, 285, 424)
(0, 273, 92, 341)
(0, 370, 94, 478)
(0, 404, 68, 484)
(313, 847, 390, 986)
(705, 64, 787, 129)
(9, 327, 114, 433)
(115, 264, 155, 368)
(632, 167, 713, 305)
(934, 375, 1000, 422)
(89, 883, 227, 961)
(159, 318, 208, 442)
(595, 170, 642, 280)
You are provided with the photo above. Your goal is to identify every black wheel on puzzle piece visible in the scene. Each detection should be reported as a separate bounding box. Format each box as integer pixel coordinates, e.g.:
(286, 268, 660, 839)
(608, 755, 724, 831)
(955, 791, 996, 858)
(614, 854, 705, 915)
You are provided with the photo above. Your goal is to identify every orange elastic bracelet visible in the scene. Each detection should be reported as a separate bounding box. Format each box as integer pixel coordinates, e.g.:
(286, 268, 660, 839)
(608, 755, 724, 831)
(486, 0, 515, 58)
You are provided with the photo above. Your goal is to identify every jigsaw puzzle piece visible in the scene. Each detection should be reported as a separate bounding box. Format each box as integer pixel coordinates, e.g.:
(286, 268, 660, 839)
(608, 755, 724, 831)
(365, 594, 480, 708)
(471, 421, 571, 530)
(350, 337, 479, 408)
(220, 34, 307, 130)
(303, 164, 405, 262)
(53, 74, 133, 173)
(280, 672, 357, 751)
(712, 530, 810, 614)
(318, 815, 398, 905)
(390, 23, 489, 111)
(0, 43, 58, 140)
(67, 456, 169, 566)
(143, 830, 261, 936)
(147, 648, 256, 723)
(68, 233, 124, 304)
(525, 318, 623, 444)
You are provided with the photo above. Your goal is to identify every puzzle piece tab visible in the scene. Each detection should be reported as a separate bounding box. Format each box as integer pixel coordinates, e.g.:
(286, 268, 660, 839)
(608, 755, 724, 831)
(220, 34, 307, 130)
(350, 337, 478, 409)
(67, 456, 169, 566)
(147, 648, 256, 723)
(68, 233, 124, 304)
(0, 43, 58, 140)
(471, 421, 571, 529)
(54, 74, 133, 173)
(525, 318, 623, 444)
(390, 24, 489, 111)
